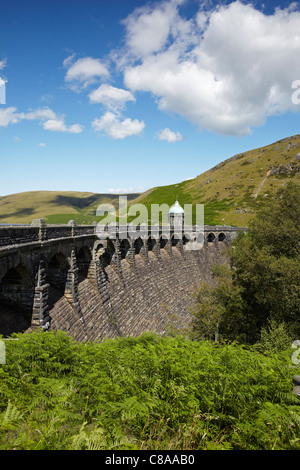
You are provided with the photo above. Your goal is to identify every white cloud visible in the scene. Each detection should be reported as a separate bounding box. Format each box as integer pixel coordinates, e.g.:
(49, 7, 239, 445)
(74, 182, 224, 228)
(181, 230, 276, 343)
(0, 107, 21, 127)
(0, 58, 7, 70)
(89, 84, 135, 110)
(92, 111, 145, 139)
(157, 127, 183, 142)
(107, 186, 146, 194)
(40, 93, 54, 104)
(121, 0, 300, 136)
(43, 119, 83, 133)
(14, 136, 21, 143)
(0, 106, 83, 133)
(65, 57, 109, 89)
(63, 52, 76, 68)
(121, 0, 180, 58)
(24, 108, 57, 121)
(39, 142, 47, 147)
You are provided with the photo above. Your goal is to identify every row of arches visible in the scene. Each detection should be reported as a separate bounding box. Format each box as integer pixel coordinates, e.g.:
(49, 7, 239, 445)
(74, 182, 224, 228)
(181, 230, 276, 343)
(207, 232, 226, 243)
(117, 232, 226, 256)
(100, 235, 190, 263)
(0, 247, 93, 336)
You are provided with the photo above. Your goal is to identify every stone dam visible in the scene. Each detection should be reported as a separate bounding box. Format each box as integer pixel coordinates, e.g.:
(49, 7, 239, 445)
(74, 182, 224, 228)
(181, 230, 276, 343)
(0, 220, 247, 341)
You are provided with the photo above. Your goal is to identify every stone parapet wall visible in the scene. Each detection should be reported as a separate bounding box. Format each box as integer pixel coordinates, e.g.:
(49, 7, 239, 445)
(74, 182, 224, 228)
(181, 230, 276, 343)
(0, 227, 40, 247)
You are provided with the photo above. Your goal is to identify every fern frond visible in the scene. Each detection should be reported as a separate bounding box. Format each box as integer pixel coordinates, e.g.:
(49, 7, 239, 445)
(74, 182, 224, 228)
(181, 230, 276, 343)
(0, 401, 23, 429)
(289, 410, 300, 429)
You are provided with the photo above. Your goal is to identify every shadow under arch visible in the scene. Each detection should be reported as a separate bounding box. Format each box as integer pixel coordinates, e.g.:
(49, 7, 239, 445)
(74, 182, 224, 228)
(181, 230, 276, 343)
(77, 246, 92, 278)
(0, 264, 35, 336)
(119, 239, 130, 260)
(171, 234, 180, 247)
(134, 237, 144, 254)
(97, 240, 115, 269)
(160, 235, 168, 249)
(207, 233, 216, 243)
(46, 252, 70, 313)
(147, 236, 157, 251)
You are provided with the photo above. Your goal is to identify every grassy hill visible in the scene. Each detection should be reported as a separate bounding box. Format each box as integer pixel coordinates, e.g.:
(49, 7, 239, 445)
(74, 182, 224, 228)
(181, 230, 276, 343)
(0, 134, 299, 226)
(0, 191, 140, 224)
(129, 134, 300, 226)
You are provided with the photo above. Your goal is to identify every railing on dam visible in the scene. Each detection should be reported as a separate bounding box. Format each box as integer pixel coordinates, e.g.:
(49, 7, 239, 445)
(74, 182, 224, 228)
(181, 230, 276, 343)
(0, 220, 95, 248)
(0, 218, 247, 249)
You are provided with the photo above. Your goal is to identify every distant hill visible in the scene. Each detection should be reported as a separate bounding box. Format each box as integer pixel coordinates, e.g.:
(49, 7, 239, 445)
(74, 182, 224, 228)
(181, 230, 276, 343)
(1, 134, 299, 226)
(0, 191, 140, 224)
(129, 134, 300, 226)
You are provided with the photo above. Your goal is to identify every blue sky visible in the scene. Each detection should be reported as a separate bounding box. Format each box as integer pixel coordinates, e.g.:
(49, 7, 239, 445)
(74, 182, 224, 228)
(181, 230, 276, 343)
(0, 0, 300, 196)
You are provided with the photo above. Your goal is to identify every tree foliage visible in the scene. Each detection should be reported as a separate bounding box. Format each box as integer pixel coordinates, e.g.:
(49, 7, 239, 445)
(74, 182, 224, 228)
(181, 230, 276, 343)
(190, 265, 245, 342)
(191, 182, 300, 344)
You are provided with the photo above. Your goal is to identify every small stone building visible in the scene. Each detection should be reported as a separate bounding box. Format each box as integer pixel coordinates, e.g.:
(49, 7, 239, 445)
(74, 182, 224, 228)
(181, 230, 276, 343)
(168, 200, 184, 226)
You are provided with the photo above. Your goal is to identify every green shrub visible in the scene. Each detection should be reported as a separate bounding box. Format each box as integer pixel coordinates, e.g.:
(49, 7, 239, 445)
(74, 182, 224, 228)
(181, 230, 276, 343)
(0, 331, 299, 450)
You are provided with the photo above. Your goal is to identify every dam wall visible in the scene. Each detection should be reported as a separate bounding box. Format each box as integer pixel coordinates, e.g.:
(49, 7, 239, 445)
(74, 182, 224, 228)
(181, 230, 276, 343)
(0, 221, 245, 340)
(48, 243, 227, 342)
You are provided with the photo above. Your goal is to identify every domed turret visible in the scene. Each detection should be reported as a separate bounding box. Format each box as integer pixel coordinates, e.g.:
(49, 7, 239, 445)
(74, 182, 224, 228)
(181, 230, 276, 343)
(168, 200, 184, 226)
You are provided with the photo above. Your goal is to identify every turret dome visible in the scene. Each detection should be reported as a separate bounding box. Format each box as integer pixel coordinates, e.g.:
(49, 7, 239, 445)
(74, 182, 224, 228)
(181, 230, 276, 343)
(169, 200, 184, 214)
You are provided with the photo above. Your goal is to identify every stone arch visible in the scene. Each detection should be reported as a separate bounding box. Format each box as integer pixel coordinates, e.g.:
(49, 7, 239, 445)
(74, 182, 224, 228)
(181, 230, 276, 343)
(147, 236, 157, 251)
(196, 232, 204, 244)
(218, 232, 226, 242)
(134, 237, 144, 255)
(77, 246, 92, 277)
(182, 235, 190, 246)
(207, 233, 216, 243)
(46, 252, 70, 293)
(0, 264, 35, 336)
(105, 240, 117, 266)
(45, 252, 71, 315)
(119, 239, 130, 260)
(93, 239, 107, 259)
(160, 235, 168, 249)
(0, 251, 35, 286)
(94, 239, 115, 268)
(102, 240, 115, 267)
(171, 234, 180, 247)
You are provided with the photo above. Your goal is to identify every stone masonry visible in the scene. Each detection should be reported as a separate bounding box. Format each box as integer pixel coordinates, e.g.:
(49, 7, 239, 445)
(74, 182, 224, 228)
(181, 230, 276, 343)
(0, 221, 247, 340)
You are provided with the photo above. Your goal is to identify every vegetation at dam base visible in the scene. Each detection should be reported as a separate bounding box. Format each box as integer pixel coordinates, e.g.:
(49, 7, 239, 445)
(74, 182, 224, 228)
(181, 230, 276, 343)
(0, 182, 299, 451)
(0, 330, 299, 451)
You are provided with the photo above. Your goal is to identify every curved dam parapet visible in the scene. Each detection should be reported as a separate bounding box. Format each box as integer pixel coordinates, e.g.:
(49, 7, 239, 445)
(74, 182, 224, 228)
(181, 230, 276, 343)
(0, 221, 246, 340)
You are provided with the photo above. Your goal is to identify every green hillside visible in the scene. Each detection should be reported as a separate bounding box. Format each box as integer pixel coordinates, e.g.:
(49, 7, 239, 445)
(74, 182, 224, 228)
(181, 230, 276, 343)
(130, 134, 300, 226)
(0, 191, 140, 224)
(0, 134, 299, 225)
